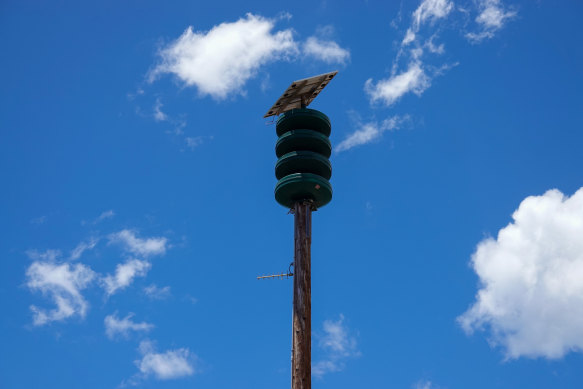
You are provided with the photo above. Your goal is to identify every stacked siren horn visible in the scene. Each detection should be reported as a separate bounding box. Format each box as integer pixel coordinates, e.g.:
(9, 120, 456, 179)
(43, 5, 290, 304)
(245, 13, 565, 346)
(274, 108, 333, 209)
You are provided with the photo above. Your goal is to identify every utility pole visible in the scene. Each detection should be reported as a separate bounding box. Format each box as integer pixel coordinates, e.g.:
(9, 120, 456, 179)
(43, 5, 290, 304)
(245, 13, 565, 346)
(261, 71, 337, 389)
(292, 201, 312, 389)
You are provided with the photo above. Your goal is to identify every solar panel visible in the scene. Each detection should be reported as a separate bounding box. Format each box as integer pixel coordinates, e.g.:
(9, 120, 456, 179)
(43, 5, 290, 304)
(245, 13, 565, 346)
(263, 71, 338, 118)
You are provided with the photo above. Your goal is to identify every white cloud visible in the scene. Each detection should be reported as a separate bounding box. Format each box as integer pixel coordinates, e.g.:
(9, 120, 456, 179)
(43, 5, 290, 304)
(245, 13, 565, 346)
(403, 0, 454, 46)
(476, 1, 512, 28)
(303, 37, 350, 64)
(82, 209, 115, 226)
(425, 35, 445, 54)
(149, 13, 298, 100)
(26, 261, 95, 325)
(69, 237, 99, 261)
(143, 284, 171, 300)
(109, 229, 168, 257)
(153, 98, 168, 122)
(136, 340, 195, 380)
(466, 0, 516, 43)
(312, 314, 359, 378)
(96, 209, 115, 223)
(402, 28, 416, 46)
(412, 0, 454, 27)
(336, 115, 409, 153)
(458, 188, 583, 359)
(102, 258, 151, 296)
(364, 0, 510, 115)
(365, 61, 431, 106)
(104, 312, 154, 339)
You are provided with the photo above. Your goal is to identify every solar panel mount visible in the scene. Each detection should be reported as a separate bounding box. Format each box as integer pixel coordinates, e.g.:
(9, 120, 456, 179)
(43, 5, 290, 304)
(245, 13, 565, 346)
(263, 71, 338, 118)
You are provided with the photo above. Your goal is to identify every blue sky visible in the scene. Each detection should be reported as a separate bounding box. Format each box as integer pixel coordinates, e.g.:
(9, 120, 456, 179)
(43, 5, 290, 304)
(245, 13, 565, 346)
(1, 1, 583, 388)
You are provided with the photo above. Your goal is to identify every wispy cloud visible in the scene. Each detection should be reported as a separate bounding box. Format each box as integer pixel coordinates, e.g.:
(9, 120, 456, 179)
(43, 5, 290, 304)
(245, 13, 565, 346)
(26, 261, 96, 325)
(69, 237, 99, 261)
(367, 0, 516, 106)
(365, 0, 454, 107)
(165, 120, 186, 136)
(127, 88, 145, 101)
(96, 210, 115, 223)
(336, 115, 409, 152)
(135, 340, 196, 380)
(303, 36, 350, 64)
(185, 136, 205, 150)
(151, 97, 203, 149)
(105, 312, 154, 339)
(458, 187, 583, 359)
(109, 230, 168, 257)
(102, 258, 151, 296)
(143, 284, 171, 300)
(351, 0, 515, 151)
(466, 0, 517, 43)
(82, 209, 115, 226)
(312, 314, 360, 378)
(365, 62, 431, 106)
(153, 98, 168, 122)
(403, 0, 454, 45)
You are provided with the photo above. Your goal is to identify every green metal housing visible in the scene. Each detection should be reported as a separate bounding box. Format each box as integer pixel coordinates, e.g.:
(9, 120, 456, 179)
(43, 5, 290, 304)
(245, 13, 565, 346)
(275, 151, 332, 180)
(274, 173, 333, 209)
(275, 130, 332, 158)
(274, 108, 333, 209)
(276, 108, 331, 137)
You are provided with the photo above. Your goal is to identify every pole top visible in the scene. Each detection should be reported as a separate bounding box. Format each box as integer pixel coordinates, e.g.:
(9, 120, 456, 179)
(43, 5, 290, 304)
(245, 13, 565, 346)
(263, 71, 338, 118)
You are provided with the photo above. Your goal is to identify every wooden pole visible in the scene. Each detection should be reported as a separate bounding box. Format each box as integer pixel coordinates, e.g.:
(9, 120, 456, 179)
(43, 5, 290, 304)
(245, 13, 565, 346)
(291, 201, 312, 389)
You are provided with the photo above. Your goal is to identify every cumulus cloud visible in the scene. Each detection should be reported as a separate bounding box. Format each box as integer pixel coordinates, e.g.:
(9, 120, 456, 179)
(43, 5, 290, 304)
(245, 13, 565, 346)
(365, 61, 431, 106)
(336, 115, 409, 152)
(105, 312, 154, 339)
(69, 237, 99, 261)
(109, 230, 168, 257)
(26, 261, 96, 325)
(102, 258, 151, 296)
(466, 0, 516, 43)
(143, 284, 171, 300)
(312, 315, 359, 378)
(458, 188, 583, 359)
(136, 340, 195, 380)
(149, 13, 298, 100)
(303, 37, 350, 64)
